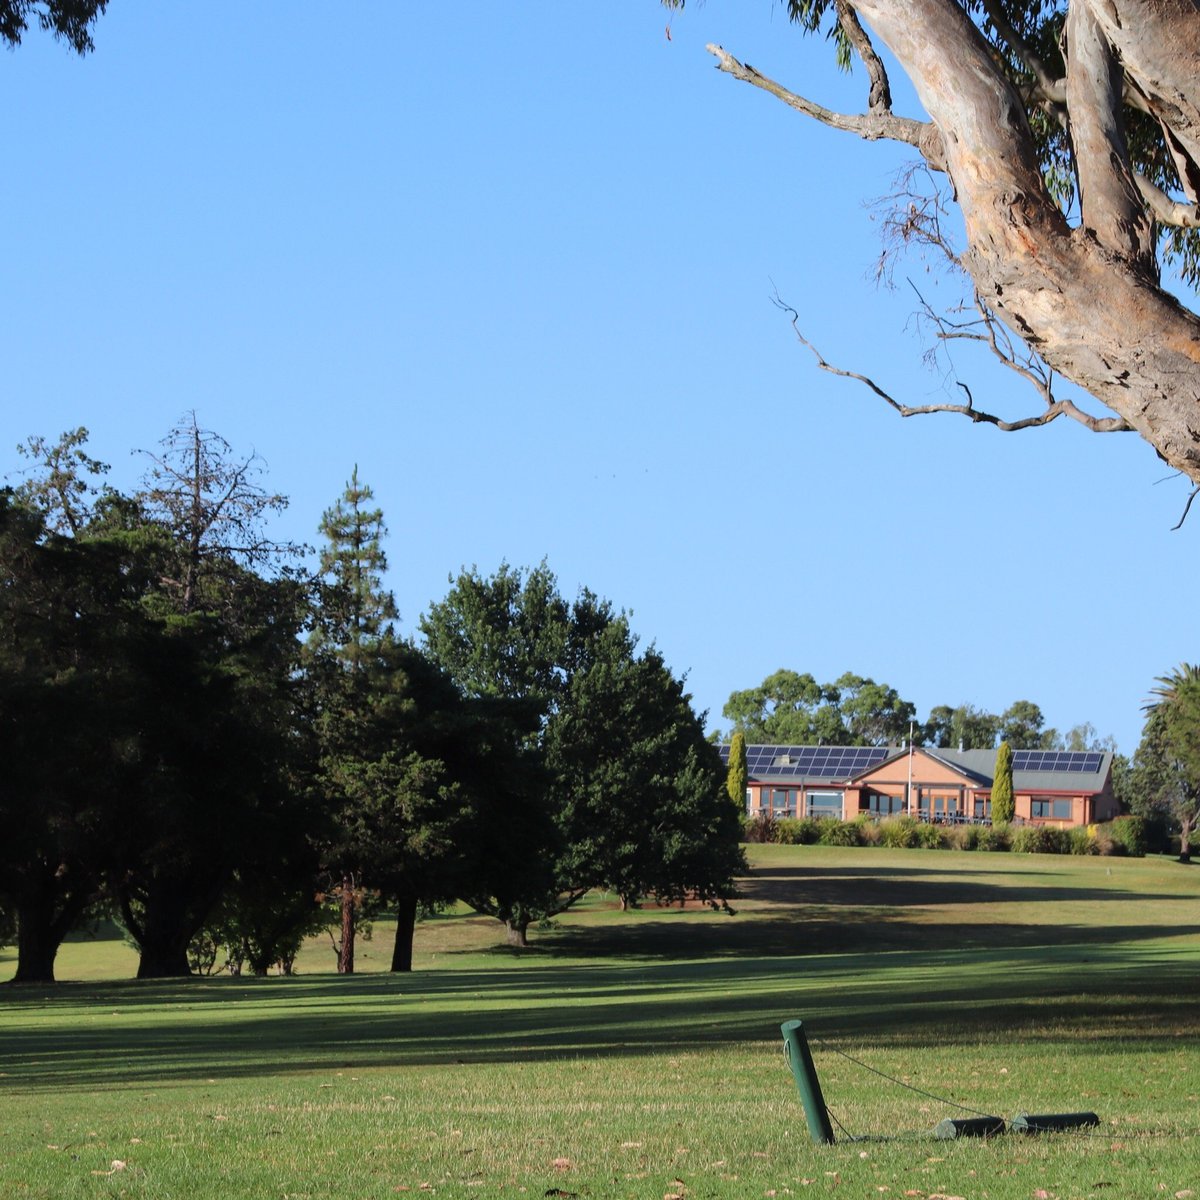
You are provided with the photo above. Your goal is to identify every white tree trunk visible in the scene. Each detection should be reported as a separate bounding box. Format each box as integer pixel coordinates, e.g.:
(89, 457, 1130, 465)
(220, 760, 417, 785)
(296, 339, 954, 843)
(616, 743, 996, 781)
(849, 0, 1200, 482)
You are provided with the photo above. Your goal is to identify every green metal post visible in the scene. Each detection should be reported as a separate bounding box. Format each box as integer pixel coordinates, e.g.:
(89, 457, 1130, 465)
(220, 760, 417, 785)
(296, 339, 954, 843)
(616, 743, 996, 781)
(781, 1019, 835, 1145)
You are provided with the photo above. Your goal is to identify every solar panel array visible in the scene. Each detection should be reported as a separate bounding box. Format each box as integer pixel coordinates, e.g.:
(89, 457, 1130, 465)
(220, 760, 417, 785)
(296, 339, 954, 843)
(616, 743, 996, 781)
(1011, 750, 1105, 773)
(717, 745, 1107, 777)
(739, 744, 891, 779)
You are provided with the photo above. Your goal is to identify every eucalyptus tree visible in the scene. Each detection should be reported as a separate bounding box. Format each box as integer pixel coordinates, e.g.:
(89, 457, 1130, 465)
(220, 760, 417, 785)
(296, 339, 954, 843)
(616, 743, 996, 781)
(664, 0, 1200, 490)
(0, 1, 106, 52)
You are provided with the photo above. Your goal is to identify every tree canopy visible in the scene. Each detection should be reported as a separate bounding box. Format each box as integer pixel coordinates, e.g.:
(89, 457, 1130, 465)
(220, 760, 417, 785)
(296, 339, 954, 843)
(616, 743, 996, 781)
(724, 670, 1110, 750)
(1135, 664, 1200, 862)
(422, 563, 743, 943)
(664, 0, 1200, 488)
(1, 0, 105, 53)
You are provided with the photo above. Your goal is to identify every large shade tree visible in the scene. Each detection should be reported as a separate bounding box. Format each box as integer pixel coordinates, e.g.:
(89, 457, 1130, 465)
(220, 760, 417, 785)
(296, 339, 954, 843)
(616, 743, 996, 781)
(665, 0, 1200, 490)
(422, 562, 741, 945)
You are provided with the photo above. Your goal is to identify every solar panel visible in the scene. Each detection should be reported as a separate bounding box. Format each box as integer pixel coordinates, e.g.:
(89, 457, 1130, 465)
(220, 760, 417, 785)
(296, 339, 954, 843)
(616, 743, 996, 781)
(1012, 750, 1104, 773)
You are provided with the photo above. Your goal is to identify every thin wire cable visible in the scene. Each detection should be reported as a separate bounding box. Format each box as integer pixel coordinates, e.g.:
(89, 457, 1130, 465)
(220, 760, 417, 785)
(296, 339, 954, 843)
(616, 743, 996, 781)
(815, 1041, 1002, 1119)
(825, 1105, 859, 1141)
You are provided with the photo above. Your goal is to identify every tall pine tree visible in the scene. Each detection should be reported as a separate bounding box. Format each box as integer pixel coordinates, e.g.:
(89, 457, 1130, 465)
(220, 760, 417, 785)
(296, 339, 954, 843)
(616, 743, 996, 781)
(310, 468, 398, 973)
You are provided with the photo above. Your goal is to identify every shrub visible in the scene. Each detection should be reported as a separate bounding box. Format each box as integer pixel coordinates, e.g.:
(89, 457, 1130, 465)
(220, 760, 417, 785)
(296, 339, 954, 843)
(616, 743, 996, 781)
(879, 816, 920, 849)
(774, 818, 802, 845)
(1069, 826, 1098, 855)
(775, 817, 824, 845)
(817, 819, 865, 847)
(975, 825, 1011, 851)
(1103, 815, 1147, 857)
(915, 822, 946, 849)
(857, 819, 883, 846)
(1011, 825, 1071, 854)
(743, 812, 778, 844)
(946, 825, 981, 851)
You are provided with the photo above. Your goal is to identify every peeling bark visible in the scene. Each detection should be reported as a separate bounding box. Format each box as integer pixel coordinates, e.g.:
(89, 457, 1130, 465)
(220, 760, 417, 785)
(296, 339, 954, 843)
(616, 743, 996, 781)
(707, 0, 1200, 482)
(1065, 0, 1156, 274)
(1082, 0, 1200, 194)
(847, 0, 1200, 481)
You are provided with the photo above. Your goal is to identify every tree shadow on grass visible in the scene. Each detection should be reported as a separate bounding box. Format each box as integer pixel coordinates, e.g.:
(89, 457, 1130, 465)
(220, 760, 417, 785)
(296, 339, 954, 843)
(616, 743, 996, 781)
(739, 865, 1185, 908)
(522, 912, 1200, 961)
(1, 941, 1198, 1093)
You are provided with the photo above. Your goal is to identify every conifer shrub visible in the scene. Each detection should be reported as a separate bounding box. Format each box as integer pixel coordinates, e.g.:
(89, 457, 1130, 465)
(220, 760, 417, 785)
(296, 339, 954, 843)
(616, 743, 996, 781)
(991, 741, 1015, 825)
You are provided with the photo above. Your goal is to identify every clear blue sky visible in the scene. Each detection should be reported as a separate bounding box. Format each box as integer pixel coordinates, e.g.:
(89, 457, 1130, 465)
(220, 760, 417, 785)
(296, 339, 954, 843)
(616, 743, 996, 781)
(2, 3, 1193, 753)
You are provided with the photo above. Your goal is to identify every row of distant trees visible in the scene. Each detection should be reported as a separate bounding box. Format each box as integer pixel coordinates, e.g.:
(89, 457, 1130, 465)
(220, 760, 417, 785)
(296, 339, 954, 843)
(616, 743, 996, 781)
(722, 669, 1113, 751)
(725, 669, 1200, 860)
(0, 420, 744, 984)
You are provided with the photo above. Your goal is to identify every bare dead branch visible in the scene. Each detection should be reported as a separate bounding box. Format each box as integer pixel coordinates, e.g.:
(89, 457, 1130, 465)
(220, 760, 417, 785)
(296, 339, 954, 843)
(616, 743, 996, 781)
(872, 163, 963, 288)
(1170, 485, 1200, 531)
(772, 293, 1131, 434)
(705, 43, 946, 171)
(834, 0, 892, 112)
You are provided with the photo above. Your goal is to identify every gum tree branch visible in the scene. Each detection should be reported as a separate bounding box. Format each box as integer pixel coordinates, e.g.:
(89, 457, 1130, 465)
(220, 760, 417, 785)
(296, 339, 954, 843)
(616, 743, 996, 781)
(834, 0, 892, 111)
(705, 42, 946, 170)
(773, 294, 1132, 434)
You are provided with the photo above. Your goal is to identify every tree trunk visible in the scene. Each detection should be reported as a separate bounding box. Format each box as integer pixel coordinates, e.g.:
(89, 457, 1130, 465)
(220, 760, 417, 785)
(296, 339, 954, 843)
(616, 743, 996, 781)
(504, 918, 529, 948)
(118, 875, 219, 979)
(847, 0, 1200, 483)
(390, 893, 418, 973)
(10, 870, 94, 984)
(136, 942, 193, 979)
(1179, 812, 1195, 863)
(13, 904, 62, 984)
(338, 873, 355, 975)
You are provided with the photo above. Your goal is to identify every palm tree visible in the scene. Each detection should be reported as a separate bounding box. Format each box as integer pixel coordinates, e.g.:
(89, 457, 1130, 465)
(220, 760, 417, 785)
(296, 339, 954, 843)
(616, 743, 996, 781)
(1141, 664, 1200, 863)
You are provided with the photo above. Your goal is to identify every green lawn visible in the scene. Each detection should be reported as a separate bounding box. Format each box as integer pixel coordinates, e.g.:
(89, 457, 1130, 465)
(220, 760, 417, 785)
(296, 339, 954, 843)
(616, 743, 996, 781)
(2, 846, 1198, 1198)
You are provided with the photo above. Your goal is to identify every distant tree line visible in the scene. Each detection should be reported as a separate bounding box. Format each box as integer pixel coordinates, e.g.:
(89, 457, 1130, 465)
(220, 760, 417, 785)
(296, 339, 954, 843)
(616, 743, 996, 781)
(726, 669, 1200, 858)
(0, 420, 743, 984)
(723, 669, 1115, 752)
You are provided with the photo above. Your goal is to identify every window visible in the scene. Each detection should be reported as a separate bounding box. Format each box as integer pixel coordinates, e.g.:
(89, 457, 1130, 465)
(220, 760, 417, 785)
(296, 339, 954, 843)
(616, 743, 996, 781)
(867, 792, 905, 815)
(771, 788, 797, 818)
(918, 787, 961, 820)
(973, 798, 991, 820)
(1030, 797, 1073, 820)
(807, 791, 843, 818)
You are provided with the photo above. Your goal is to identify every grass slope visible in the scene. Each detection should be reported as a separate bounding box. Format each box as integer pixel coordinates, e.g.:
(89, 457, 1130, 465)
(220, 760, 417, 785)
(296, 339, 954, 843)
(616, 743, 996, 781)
(2, 847, 1198, 1199)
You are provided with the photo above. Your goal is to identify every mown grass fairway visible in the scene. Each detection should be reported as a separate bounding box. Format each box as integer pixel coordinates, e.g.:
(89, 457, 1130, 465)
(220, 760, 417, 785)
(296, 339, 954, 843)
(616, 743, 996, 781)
(2, 847, 1199, 1199)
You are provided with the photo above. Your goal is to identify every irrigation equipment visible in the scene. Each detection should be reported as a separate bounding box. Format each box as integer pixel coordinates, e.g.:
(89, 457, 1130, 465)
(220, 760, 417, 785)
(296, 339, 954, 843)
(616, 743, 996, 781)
(779, 1020, 1102, 1145)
